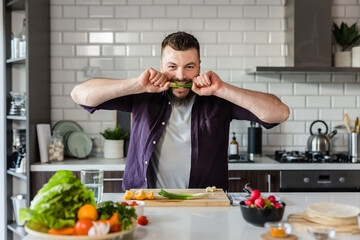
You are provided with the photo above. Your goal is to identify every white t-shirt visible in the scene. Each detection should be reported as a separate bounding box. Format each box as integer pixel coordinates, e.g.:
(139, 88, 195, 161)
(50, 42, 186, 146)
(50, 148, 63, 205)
(147, 97, 195, 188)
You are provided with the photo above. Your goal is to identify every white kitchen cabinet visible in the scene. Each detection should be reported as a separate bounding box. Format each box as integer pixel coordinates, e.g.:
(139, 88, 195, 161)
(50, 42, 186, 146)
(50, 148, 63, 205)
(2, 0, 50, 239)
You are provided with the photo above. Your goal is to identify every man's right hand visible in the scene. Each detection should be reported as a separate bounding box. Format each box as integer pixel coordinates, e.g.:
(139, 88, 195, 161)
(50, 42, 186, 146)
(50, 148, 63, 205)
(137, 68, 170, 93)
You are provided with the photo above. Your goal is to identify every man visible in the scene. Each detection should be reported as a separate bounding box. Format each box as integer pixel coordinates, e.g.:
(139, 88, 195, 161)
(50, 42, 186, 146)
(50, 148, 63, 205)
(71, 31, 289, 191)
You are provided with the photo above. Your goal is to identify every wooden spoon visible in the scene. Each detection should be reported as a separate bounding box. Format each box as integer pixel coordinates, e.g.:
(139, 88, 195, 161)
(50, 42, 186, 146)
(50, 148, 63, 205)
(344, 114, 351, 133)
(357, 119, 360, 134)
(354, 117, 359, 133)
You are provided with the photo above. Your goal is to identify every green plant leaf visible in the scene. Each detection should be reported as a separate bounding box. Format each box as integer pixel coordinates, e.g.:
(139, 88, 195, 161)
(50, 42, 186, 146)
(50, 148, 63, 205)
(333, 22, 360, 51)
(100, 125, 129, 140)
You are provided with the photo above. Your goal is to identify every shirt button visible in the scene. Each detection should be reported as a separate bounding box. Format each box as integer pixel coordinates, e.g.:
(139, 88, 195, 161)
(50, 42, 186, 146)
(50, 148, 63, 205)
(145, 161, 148, 164)
(168, 101, 171, 105)
(153, 140, 157, 144)
(145, 178, 147, 181)
(162, 122, 165, 125)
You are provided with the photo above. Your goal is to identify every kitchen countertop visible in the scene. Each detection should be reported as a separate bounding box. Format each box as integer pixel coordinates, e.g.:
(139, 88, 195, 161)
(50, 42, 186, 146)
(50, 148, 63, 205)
(22, 192, 360, 240)
(30, 155, 360, 172)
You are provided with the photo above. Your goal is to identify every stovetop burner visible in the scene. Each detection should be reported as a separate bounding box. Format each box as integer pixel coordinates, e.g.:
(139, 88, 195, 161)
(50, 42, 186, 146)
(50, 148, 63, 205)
(273, 150, 350, 163)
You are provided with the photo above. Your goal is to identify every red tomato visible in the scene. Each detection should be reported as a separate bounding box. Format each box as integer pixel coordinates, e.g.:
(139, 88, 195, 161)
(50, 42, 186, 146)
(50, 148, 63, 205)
(267, 195, 276, 204)
(254, 197, 265, 208)
(244, 199, 254, 206)
(74, 218, 93, 236)
(250, 189, 261, 200)
(120, 202, 129, 206)
(137, 216, 148, 226)
(130, 201, 138, 206)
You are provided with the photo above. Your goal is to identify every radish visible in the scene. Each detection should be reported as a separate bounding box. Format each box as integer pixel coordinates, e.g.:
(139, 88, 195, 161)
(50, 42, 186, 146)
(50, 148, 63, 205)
(254, 197, 265, 208)
(274, 202, 283, 208)
(267, 195, 276, 204)
(244, 199, 254, 206)
(250, 189, 261, 200)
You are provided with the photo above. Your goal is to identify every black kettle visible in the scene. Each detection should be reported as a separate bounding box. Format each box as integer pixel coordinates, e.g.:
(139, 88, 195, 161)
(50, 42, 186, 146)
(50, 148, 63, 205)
(307, 120, 337, 153)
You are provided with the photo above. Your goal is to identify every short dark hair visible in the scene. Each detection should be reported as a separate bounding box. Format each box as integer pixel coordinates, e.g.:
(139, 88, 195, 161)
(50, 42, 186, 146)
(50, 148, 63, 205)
(161, 31, 200, 59)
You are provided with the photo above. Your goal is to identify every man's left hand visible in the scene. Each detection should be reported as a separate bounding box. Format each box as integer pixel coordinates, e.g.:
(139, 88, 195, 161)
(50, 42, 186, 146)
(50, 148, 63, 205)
(192, 71, 223, 96)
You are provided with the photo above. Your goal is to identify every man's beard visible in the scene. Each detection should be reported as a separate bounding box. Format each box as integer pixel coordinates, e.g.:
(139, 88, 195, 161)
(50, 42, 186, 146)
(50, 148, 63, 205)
(167, 79, 195, 106)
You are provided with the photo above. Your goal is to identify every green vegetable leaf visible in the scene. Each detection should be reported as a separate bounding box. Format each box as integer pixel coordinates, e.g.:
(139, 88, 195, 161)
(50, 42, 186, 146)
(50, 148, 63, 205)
(158, 189, 208, 200)
(169, 82, 193, 88)
(19, 170, 96, 229)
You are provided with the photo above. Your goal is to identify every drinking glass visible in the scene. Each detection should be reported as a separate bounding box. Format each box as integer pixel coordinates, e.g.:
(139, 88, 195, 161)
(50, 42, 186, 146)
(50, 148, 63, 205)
(81, 169, 104, 204)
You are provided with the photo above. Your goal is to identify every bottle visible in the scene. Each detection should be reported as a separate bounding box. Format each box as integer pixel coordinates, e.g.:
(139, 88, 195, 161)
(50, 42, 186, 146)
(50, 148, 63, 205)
(19, 18, 26, 58)
(11, 32, 21, 59)
(229, 132, 239, 159)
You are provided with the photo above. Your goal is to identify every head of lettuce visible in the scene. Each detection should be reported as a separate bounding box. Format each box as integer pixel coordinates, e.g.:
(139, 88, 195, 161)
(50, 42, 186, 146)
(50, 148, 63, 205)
(19, 170, 96, 231)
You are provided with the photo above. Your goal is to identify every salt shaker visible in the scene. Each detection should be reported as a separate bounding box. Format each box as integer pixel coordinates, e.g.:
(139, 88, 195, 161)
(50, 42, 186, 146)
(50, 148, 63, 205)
(48, 131, 64, 161)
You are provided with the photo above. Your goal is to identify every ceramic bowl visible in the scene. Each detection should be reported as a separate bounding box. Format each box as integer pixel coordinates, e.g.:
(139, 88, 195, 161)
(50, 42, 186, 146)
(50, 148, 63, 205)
(239, 201, 286, 227)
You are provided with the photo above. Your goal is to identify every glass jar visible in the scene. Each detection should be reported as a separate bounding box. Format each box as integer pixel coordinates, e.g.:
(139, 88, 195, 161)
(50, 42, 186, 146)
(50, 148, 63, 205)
(48, 131, 64, 161)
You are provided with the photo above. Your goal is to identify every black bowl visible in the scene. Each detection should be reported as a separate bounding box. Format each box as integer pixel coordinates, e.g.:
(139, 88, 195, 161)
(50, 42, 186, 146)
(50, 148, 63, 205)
(239, 201, 286, 227)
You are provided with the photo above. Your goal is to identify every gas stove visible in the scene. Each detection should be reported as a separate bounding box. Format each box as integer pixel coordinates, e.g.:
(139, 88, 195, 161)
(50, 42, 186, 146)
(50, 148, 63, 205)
(272, 150, 351, 163)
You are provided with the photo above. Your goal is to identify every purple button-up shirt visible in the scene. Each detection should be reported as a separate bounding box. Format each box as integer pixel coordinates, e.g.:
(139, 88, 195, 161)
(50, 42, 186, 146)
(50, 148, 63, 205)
(82, 92, 277, 191)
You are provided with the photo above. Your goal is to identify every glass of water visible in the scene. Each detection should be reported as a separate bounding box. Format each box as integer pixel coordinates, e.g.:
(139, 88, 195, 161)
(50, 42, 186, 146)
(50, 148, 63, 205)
(81, 169, 104, 204)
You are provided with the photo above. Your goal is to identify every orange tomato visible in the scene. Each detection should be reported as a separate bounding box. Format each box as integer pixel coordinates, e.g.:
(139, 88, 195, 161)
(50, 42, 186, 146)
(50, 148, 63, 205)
(74, 218, 94, 236)
(77, 204, 98, 221)
(48, 227, 75, 235)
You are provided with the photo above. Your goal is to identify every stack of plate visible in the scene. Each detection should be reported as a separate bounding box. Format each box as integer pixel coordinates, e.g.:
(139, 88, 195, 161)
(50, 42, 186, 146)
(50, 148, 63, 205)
(303, 202, 360, 226)
(52, 120, 92, 159)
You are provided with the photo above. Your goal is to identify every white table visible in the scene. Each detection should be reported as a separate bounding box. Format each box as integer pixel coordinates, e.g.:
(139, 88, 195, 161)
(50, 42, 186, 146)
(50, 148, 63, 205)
(23, 192, 360, 240)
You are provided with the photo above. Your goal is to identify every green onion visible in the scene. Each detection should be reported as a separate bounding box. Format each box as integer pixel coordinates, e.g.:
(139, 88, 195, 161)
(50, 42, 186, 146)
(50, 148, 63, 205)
(158, 189, 209, 200)
(169, 82, 193, 88)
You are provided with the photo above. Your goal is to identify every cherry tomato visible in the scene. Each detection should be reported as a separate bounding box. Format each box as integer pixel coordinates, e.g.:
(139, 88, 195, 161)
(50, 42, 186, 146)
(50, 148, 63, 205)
(130, 201, 138, 206)
(120, 201, 129, 206)
(74, 218, 93, 236)
(137, 216, 148, 226)
(251, 189, 261, 200)
(267, 195, 276, 204)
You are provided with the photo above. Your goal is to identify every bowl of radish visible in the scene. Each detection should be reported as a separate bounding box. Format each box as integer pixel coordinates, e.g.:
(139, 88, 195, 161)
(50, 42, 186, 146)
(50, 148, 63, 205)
(239, 186, 285, 227)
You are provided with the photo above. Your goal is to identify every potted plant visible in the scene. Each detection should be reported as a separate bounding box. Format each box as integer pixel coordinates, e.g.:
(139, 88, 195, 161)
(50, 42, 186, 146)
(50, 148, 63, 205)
(333, 22, 360, 67)
(100, 125, 129, 159)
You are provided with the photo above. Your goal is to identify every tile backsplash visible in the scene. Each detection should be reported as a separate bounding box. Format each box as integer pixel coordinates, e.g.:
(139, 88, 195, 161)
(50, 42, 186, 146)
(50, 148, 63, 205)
(50, 0, 360, 153)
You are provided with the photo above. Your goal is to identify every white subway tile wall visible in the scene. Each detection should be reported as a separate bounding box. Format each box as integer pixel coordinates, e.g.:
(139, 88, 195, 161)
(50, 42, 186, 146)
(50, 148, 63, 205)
(50, 1, 360, 153)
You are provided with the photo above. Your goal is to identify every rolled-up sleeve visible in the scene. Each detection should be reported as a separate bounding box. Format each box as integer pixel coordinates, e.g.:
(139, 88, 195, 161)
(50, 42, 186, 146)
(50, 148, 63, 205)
(80, 95, 134, 113)
(231, 104, 278, 129)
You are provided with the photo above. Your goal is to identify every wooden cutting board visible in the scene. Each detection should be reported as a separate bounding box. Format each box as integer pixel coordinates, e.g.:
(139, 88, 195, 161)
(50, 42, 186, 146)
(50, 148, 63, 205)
(129, 188, 230, 207)
(288, 212, 360, 235)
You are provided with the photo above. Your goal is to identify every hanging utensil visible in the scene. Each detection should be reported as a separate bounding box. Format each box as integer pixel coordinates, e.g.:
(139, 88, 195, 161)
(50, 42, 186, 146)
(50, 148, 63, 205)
(357, 119, 360, 134)
(353, 117, 359, 133)
(344, 114, 351, 133)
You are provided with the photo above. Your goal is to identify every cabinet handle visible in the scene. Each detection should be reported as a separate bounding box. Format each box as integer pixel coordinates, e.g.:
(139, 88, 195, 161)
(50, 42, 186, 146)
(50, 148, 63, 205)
(228, 177, 242, 181)
(104, 178, 123, 182)
(267, 173, 271, 192)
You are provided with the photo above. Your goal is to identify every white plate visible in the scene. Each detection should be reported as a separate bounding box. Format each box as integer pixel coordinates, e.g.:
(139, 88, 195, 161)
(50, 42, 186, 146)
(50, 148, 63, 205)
(25, 221, 137, 240)
(67, 131, 92, 158)
(52, 120, 83, 137)
(307, 202, 360, 218)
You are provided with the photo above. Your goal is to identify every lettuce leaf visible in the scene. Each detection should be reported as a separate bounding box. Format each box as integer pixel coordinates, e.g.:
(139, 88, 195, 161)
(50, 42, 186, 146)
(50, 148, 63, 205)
(19, 170, 96, 229)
